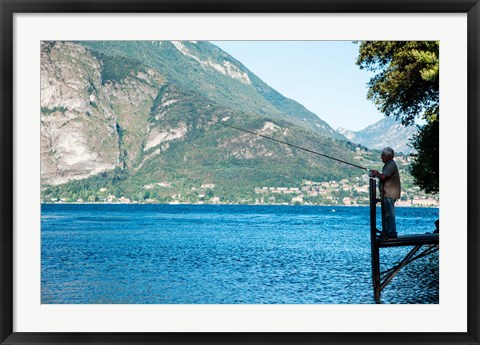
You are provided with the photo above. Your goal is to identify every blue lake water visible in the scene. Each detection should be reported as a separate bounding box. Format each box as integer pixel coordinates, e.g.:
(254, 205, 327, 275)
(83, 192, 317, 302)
(41, 204, 439, 304)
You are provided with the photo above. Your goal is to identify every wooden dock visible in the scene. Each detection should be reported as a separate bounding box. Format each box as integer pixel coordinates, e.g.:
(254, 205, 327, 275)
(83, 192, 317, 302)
(378, 233, 439, 247)
(369, 177, 439, 303)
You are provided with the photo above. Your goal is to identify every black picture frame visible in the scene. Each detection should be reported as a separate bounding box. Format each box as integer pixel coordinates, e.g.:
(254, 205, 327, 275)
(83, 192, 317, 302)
(1, 1, 479, 344)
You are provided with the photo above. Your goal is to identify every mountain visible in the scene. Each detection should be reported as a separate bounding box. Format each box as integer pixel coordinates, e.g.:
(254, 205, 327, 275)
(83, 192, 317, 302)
(337, 117, 418, 155)
(40, 41, 378, 203)
(79, 41, 343, 140)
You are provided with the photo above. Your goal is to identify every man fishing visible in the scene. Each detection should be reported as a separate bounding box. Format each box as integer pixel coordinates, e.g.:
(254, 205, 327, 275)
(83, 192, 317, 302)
(370, 147, 401, 239)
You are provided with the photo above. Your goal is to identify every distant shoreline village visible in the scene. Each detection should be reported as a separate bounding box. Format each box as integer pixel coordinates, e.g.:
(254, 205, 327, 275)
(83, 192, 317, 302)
(42, 202, 438, 208)
(42, 171, 439, 208)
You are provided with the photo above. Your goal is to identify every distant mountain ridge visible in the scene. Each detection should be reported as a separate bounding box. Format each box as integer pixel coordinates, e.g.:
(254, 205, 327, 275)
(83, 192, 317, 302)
(337, 117, 418, 155)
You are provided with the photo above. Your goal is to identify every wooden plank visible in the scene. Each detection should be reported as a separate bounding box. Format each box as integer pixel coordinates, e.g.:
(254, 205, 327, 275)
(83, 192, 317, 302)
(378, 233, 439, 248)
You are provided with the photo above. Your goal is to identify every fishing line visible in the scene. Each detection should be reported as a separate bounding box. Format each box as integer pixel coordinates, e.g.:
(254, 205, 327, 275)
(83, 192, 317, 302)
(216, 121, 371, 172)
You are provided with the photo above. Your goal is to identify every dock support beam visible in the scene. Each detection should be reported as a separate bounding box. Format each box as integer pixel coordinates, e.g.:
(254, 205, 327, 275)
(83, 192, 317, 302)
(369, 178, 381, 302)
(380, 245, 421, 291)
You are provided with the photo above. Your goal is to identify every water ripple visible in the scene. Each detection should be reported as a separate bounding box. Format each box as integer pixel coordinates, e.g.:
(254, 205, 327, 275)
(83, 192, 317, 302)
(41, 204, 439, 304)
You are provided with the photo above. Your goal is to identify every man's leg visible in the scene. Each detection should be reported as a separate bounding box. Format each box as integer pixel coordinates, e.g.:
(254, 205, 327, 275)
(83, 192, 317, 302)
(384, 197, 397, 238)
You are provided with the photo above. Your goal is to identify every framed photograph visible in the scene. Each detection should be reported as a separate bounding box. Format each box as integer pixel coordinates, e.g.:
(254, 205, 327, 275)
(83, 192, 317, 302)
(1, 1, 478, 344)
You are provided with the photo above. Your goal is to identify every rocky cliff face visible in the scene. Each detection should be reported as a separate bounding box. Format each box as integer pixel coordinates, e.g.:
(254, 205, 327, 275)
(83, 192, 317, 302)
(41, 41, 167, 185)
(41, 42, 119, 185)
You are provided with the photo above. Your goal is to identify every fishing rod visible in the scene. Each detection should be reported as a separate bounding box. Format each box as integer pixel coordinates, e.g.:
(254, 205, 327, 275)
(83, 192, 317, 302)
(216, 121, 371, 173)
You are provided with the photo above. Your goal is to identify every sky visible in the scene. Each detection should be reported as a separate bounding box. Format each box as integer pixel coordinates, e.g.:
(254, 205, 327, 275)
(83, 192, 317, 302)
(211, 41, 385, 132)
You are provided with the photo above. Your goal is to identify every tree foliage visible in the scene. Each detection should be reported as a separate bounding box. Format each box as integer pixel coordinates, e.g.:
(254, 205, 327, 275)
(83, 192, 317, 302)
(356, 41, 439, 193)
(410, 121, 439, 193)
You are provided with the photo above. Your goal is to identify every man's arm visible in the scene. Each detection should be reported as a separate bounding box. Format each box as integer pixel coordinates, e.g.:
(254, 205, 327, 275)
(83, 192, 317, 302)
(371, 170, 388, 181)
